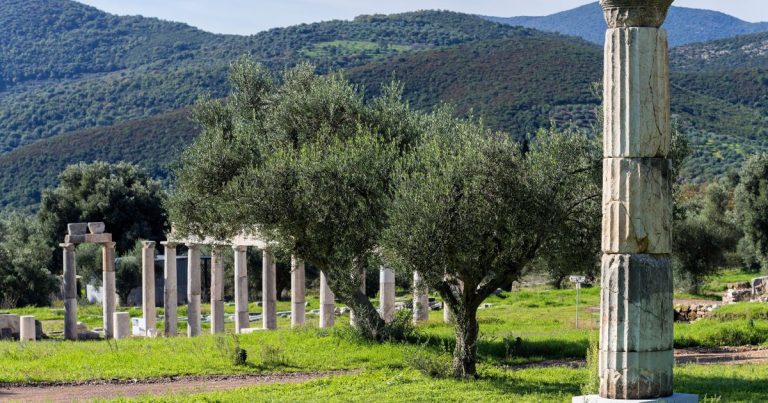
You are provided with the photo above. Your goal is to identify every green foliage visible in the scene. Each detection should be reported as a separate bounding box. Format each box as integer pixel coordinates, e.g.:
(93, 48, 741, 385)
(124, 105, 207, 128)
(169, 60, 424, 340)
(0, 2, 532, 153)
(0, 214, 57, 307)
(115, 240, 144, 304)
(735, 154, 768, 271)
(383, 121, 600, 377)
(37, 161, 168, 257)
(581, 335, 599, 395)
(674, 183, 741, 293)
(75, 243, 103, 287)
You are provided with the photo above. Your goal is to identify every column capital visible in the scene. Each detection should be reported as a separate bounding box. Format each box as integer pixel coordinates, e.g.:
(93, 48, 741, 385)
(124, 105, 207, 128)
(600, 0, 673, 28)
(142, 240, 156, 248)
(101, 241, 117, 249)
(186, 242, 201, 250)
(232, 245, 248, 253)
(59, 242, 75, 250)
(160, 241, 178, 248)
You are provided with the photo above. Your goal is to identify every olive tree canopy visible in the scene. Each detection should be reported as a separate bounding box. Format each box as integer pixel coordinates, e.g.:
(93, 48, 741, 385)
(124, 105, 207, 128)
(382, 122, 601, 378)
(168, 59, 423, 339)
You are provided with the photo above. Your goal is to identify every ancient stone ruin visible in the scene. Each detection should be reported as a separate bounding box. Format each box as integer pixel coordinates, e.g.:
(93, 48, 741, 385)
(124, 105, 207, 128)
(576, 0, 697, 401)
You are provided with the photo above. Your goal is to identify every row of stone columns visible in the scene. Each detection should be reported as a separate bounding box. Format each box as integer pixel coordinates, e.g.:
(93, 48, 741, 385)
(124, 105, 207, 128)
(137, 243, 437, 336)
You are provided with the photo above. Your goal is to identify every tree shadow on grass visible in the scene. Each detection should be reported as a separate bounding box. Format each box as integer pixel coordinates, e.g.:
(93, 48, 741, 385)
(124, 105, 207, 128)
(676, 371, 768, 401)
(402, 332, 588, 362)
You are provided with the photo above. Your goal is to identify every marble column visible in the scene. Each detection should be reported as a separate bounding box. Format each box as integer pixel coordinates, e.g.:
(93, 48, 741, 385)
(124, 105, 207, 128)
(209, 246, 225, 334)
(102, 242, 116, 339)
(141, 241, 157, 337)
(186, 244, 202, 337)
(290, 255, 306, 327)
(379, 267, 395, 323)
(319, 270, 335, 328)
(19, 315, 35, 341)
(233, 245, 249, 333)
(413, 271, 429, 323)
(162, 242, 178, 337)
(61, 243, 78, 340)
(262, 249, 277, 330)
(598, 0, 677, 400)
(114, 311, 130, 339)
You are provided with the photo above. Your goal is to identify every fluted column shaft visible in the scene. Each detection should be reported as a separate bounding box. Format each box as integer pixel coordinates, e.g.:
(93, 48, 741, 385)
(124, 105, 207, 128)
(186, 244, 202, 337)
(210, 246, 225, 334)
(262, 249, 277, 330)
(291, 256, 306, 327)
(102, 242, 116, 339)
(599, 1, 674, 398)
(61, 243, 77, 340)
(233, 245, 249, 333)
(162, 242, 178, 337)
(142, 241, 156, 337)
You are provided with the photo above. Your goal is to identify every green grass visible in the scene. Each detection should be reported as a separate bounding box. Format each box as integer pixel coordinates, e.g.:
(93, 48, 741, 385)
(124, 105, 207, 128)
(116, 364, 768, 402)
(4, 282, 768, 401)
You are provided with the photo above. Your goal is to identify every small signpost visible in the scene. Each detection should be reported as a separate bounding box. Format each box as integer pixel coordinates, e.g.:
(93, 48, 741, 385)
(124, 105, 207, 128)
(569, 275, 587, 329)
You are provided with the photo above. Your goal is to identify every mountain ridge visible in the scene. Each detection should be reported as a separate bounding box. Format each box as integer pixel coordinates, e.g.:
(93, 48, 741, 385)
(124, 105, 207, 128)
(486, 2, 768, 47)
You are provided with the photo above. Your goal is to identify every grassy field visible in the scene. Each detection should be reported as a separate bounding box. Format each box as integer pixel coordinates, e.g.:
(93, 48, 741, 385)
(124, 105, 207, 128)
(2, 269, 768, 401)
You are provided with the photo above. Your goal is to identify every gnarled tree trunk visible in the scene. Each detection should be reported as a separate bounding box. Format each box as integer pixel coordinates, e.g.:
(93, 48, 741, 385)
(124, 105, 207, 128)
(452, 301, 480, 378)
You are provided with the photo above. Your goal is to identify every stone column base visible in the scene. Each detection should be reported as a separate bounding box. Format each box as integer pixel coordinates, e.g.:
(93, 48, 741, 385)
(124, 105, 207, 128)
(573, 394, 698, 403)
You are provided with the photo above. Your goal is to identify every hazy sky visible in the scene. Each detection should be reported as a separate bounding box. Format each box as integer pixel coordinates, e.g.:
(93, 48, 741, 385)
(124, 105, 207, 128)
(75, 0, 768, 35)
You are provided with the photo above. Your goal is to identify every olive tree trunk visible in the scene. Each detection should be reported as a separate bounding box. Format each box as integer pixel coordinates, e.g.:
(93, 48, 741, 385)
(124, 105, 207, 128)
(452, 301, 480, 378)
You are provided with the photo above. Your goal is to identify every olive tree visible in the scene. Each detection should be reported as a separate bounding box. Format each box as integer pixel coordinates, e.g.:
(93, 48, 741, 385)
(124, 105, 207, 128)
(168, 59, 422, 340)
(382, 122, 600, 378)
(735, 154, 768, 271)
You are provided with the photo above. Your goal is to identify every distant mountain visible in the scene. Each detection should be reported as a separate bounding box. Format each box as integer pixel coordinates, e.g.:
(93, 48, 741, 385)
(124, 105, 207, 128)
(486, 2, 768, 47)
(0, 0, 532, 153)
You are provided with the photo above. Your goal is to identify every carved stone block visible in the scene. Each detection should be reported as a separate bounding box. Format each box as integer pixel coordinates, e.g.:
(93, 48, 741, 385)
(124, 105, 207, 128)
(599, 254, 674, 399)
(602, 158, 672, 254)
(603, 28, 670, 158)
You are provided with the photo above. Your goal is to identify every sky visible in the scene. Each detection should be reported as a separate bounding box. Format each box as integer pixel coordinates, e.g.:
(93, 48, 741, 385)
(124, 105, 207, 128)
(75, 0, 768, 36)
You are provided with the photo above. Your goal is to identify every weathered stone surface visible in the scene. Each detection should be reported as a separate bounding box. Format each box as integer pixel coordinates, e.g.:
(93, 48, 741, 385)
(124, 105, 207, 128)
(141, 241, 156, 337)
(61, 243, 78, 341)
(602, 158, 672, 254)
(599, 254, 673, 399)
(0, 314, 19, 338)
(65, 233, 113, 244)
(600, 0, 673, 28)
(233, 245, 249, 333)
(186, 244, 202, 337)
(291, 256, 306, 328)
(262, 249, 277, 330)
(19, 316, 35, 341)
(162, 242, 178, 337)
(102, 242, 116, 338)
(752, 276, 768, 296)
(210, 246, 225, 334)
(573, 392, 698, 403)
(319, 270, 335, 328)
(603, 28, 670, 158)
(380, 267, 396, 323)
(113, 312, 131, 339)
(88, 222, 106, 234)
(413, 271, 430, 323)
(67, 223, 88, 235)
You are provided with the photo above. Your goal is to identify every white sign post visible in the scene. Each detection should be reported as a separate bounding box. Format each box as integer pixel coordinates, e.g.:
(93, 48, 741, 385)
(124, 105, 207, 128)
(569, 275, 587, 329)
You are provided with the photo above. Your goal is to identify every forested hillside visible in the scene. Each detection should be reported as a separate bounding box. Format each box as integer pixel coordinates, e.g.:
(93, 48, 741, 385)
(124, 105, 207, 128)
(0, 0, 767, 209)
(488, 2, 768, 47)
(0, 0, 533, 153)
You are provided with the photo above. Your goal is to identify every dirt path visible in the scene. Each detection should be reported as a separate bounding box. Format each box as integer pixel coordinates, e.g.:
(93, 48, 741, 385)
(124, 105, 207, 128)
(505, 347, 768, 371)
(0, 370, 354, 402)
